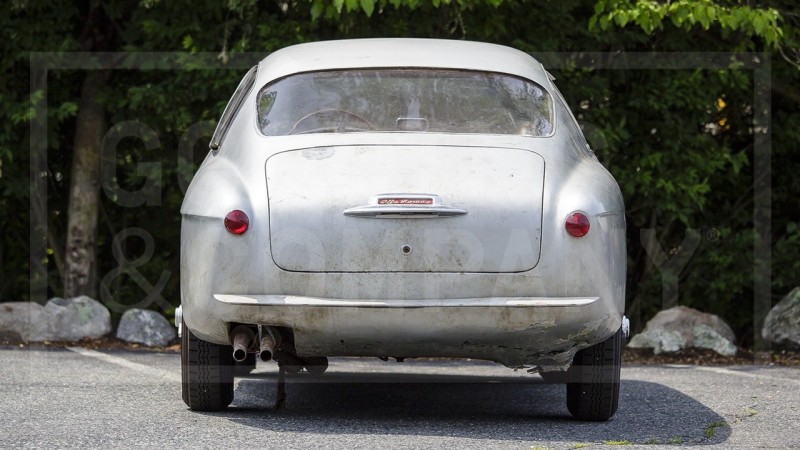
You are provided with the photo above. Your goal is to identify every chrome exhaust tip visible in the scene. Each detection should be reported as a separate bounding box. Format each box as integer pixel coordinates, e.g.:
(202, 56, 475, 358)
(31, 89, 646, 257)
(230, 325, 255, 362)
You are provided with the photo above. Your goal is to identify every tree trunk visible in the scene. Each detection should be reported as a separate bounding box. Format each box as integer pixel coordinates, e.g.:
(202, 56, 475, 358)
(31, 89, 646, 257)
(64, 70, 109, 298)
(63, 3, 116, 299)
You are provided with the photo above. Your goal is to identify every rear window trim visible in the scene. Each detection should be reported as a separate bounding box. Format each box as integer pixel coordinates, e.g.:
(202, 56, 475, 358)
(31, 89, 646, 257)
(253, 67, 557, 138)
(210, 65, 258, 151)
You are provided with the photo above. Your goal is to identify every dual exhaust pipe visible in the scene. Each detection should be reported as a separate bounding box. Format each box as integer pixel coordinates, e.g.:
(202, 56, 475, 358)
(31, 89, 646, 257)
(230, 325, 275, 362)
(229, 326, 327, 374)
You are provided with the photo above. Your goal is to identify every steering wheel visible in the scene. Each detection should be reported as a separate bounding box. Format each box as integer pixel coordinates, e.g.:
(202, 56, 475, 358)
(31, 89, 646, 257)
(289, 108, 375, 134)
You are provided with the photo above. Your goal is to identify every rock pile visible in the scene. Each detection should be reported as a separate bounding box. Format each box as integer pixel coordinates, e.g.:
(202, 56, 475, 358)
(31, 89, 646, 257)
(628, 305, 737, 356)
(0, 296, 111, 342)
(1, 298, 175, 347)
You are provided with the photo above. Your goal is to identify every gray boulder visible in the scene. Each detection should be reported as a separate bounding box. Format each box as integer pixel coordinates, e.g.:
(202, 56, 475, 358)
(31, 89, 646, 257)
(629, 328, 686, 354)
(762, 287, 800, 349)
(116, 308, 176, 347)
(693, 324, 737, 356)
(45, 296, 111, 341)
(628, 305, 737, 355)
(0, 302, 51, 341)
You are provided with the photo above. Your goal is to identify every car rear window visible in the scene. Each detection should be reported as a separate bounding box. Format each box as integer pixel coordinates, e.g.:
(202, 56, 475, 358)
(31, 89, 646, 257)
(256, 69, 553, 136)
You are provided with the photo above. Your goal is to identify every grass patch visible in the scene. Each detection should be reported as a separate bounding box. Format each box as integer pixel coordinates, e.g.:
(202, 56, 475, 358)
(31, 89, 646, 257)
(744, 406, 758, 417)
(602, 440, 632, 446)
(573, 444, 591, 449)
(644, 438, 660, 445)
(704, 421, 728, 438)
(668, 436, 684, 444)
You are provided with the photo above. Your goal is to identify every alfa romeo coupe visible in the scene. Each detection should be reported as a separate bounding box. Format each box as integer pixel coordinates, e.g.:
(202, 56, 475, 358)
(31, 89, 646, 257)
(179, 39, 628, 421)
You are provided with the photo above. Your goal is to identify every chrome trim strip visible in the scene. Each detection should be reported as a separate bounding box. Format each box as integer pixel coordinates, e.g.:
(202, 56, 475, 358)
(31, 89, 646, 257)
(343, 193, 467, 218)
(343, 205, 467, 218)
(214, 294, 599, 308)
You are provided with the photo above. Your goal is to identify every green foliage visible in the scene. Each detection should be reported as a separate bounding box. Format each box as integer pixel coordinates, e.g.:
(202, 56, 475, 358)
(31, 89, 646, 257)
(1, 0, 797, 345)
(310, 0, 506, 21)
(590, 0, 784, 47)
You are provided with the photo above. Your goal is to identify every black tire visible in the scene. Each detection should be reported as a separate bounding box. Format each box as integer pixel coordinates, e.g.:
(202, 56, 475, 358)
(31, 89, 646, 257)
(566, 328, 622, 421)
(181, 319, 234, 411)
(302, 356, 329, 376)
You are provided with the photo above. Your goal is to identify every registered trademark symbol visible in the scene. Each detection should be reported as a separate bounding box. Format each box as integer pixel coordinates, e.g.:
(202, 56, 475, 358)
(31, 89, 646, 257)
(706, 228, 720, 241)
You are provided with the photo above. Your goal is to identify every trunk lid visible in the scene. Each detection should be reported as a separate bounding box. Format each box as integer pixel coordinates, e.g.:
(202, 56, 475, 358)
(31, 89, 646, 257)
(266, 145, 544, 273)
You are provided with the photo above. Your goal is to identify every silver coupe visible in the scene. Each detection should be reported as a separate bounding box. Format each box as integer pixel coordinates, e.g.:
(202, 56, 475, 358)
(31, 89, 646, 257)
(179, 38, 628, 421)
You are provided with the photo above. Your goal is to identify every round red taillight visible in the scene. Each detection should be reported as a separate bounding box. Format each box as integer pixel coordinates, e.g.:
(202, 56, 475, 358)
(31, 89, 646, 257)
(224, 210, 249, 235)
(565, 211, 590, 237)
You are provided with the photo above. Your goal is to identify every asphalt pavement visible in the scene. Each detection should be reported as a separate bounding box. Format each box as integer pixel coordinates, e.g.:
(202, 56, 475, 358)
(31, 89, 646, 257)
(2, 346, 799, 449)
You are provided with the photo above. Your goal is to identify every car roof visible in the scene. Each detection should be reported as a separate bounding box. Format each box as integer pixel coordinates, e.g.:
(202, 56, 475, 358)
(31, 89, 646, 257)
(255, 38, 551, 88)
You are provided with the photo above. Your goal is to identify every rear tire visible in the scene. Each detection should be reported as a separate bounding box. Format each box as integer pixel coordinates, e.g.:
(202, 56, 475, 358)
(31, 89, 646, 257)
(181, 319, 234, 411)
(566, 328, 622, 421)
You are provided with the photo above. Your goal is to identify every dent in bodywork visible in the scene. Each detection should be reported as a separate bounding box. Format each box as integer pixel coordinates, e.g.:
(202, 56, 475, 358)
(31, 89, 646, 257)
(458, 338, 591, 371)
(458, 315, 612, 370)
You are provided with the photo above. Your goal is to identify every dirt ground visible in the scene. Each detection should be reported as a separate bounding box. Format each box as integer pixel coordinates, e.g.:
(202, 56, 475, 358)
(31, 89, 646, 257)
(3, 336, 799, 366)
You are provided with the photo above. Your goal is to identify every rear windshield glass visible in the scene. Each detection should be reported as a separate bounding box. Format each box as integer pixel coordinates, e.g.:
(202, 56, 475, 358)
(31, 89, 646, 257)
(256, 69, 553, 136)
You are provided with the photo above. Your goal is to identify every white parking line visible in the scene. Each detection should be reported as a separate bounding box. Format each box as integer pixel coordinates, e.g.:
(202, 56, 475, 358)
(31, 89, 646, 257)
(694, 365, 800, 386)
(67, 347, 181, 382)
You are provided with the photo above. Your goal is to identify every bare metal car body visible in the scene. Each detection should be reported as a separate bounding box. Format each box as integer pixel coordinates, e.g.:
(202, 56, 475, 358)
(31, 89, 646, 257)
(180, 39, 626, 415)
